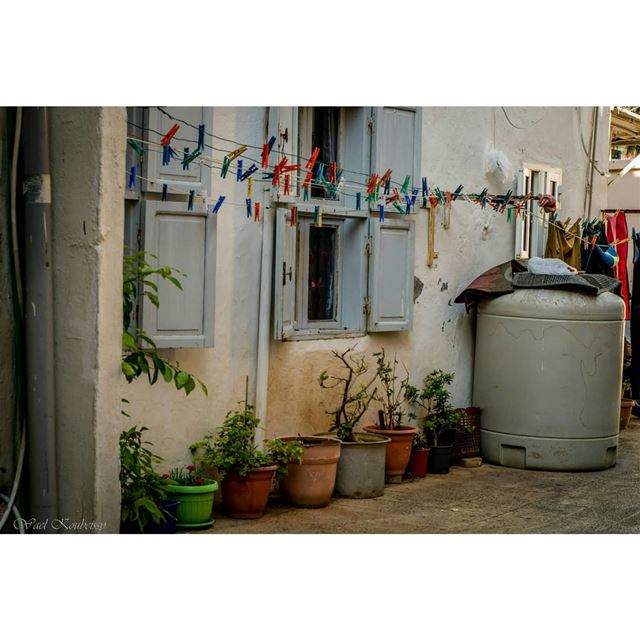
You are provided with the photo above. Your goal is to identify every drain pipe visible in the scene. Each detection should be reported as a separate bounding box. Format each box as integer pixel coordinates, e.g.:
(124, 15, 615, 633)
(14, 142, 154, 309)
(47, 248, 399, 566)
(254, 106, 278, 445)
(22, 107, 58, 528)
(586, 106, 599, 218)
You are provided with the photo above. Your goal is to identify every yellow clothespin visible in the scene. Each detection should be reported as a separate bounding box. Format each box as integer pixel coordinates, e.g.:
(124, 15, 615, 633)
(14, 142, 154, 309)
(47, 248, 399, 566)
(247, 176, 253, 198)
(227, 145, 248, 162)
(317, 208, 323, 228)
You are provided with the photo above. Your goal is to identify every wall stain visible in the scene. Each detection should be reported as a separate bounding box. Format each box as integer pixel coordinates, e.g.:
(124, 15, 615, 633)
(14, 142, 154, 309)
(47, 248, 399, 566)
(413, 276, 424, 302)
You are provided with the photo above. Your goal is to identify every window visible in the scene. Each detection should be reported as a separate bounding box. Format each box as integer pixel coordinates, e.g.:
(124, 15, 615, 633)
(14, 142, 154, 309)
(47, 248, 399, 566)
(124, 106, 216, 348)
(515, 164, 562, 260)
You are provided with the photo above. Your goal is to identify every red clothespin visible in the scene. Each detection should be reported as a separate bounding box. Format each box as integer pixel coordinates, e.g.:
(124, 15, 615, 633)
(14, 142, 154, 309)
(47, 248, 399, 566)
(160, 123, 180, 147)
(329, 162, 336, 184)
(367, 173, 379, 194)
(385, 188, 401, 205)
(281, 163, 301, 173)
(303, 170, 313, 189)
(591, 235, 597, 249)
(428, 195, 440, 211)
(378, 168, 392, 187)
(272, 156, 289, 186)
(284, 174, 291, 196)
(254, 201, 261, 222)
(290, 206, 297, 227)
(306, 147, 320, 170)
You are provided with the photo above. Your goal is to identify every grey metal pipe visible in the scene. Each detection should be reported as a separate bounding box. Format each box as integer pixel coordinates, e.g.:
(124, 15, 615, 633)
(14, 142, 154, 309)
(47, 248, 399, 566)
(587, 106, 599, 218)
(22, 107, 58, 529)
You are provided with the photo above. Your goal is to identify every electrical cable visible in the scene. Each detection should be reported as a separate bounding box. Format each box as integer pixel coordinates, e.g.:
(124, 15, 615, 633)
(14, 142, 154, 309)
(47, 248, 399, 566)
(576, 107, 606, 177)
(500, 107, 548, 130)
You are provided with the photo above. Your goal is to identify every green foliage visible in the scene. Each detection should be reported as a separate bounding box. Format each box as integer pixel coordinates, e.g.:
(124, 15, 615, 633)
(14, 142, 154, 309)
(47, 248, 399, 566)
(373, 348, 410, 430)
(412, 430, 429, 450)
(119, 426, 169, 532)
(404, 370, 462, 447)
(623, 379, 632, 398)
(190, 404, 304, 480)
(165, 464, 210, 486)
(121, 248, 207, 397)
(319, 346, 378, 442)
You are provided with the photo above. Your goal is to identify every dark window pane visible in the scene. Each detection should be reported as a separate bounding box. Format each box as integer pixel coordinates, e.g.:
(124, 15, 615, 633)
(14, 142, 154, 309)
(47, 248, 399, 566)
(308, 226, 336, 321)
(311, 107, 339, 199)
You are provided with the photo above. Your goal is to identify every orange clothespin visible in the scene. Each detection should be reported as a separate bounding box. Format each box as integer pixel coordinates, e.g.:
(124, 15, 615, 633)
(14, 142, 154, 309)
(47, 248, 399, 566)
(591, 235, 597, 249)
(378, 168, 392, 187)
(367, 174, 379, 194)
(284, 174, 291, 196)
(306, 147, 320, 169)
(254, 201, 261, 222)
(303, 170, 313, 189)
(227, 145, 248, 162)
(290, 206, 297, 226)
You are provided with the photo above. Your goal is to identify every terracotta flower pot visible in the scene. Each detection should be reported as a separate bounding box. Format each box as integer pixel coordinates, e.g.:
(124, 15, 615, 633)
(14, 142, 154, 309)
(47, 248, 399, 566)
(363, 425, 419, 482)
(620, 398, 634, 431)
(278, 436, 341, 508)
(221, 465, 278, 519)
(406, 448, 430, 478)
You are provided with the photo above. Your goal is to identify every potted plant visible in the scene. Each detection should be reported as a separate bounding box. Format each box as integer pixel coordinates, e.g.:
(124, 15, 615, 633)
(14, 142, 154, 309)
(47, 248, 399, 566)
(620, 380, 634, 431)
(162, 464, 218, 529)
(405, 370, 463, 474)
(406, 430, 430, 479)
(191, 403, 303, 519)
(119, 426, 179, 534)
(315, 347, 390, 499)
(364, 349, 419, 482)
(277, 435, 342, 508)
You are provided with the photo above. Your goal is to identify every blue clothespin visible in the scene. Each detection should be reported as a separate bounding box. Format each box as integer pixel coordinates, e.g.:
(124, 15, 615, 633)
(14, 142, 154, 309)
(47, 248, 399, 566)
(197, 124, 205, 151)
(379, 204, 385, 222)
(313, 205, 319, 224)
(162, 184, 168, 201)
(183, 148, 189, 170)
(267, 135, 276, 152)
(162, 144, 176, 166)
(422, 177, 428, 207)
(356, 192, 362, 211)
(246, 198, 252, 219)
(410, 187, 418, 207)
(315, 162, 325, 182)
(452, 185, 464, 201)
(128, 166, 137, 189)
(383, 178, 391, 195)
(188, 190, 195, 211)
(212, 195, 225, 215)
(240, 164, 258, 181)
(405, 195, 412, 214)
(236, 160, 243, 182)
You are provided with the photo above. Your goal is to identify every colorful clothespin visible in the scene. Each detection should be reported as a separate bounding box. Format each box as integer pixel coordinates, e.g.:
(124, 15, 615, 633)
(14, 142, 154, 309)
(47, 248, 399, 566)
(254, 201, 261, 222)
(317, 208, 323, 227)
(261, 136, 277, 168)
(240, 164, 258, 182)
(452, 185, 464, 201)
(315, 162, 325, 183)
(356, 192, 362, 211)
(212, 195, 225, 215)
(443, 191, 452, 229)
(247, 176, 253, 197)
(410, 187, 418, 207)
(221, 156, 231, 179)
(290, 206, 297, 227)
(400, 175, 411, 194)
(227, 145, 248, 162)
(302, 170, 313, 190)
(591, 235, 598, 250)
(303, 184, 310, 201)
(160, 123, 180, 147)
(379, 204, 385, 222)
(405, 195, 412, 214)
(379, 169, 392, 187)
(478, 188, 488, 209)
(128, 166, 137, 189)
(367, 173, 379, 194)
(236, 160, 243, 182)
(499, 190, 512, 214)
(506, 207, 513, 223)
(246, 198, 252, 219)
(428, 194, 440, 211)
(162, 184, 168, 201)
(392, 201, 405, 214)
(385, 188, 400, 205)
(306, 147, 321, 170)
(188, 190, 195, 211)
(329, 162, 337, 184)
(551, 212, 559, 224)
(182, 148, 202, 170)
(422, 177, 429, 207)
(313, 206, 319, 225)
(434, 186, 445, 205)
(284, 174, 291, 196)
(127, 138, 143, 155)
(197, 125, 205, 151)
(384, 178, 391, 195)
(162, 144, 176, 166)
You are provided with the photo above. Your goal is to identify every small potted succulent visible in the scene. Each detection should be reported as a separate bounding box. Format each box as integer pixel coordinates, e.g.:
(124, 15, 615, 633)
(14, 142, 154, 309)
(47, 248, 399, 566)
(162, 464, 218, 529)
(316, 346, 390, 499)
(191, 403, 303, 519)
(405, 370, 464, 474)
(119, 426, 179, 534)
(364, 349, 419, 482)
(620, 380, 634, 431)
(406, 430, 430, 479)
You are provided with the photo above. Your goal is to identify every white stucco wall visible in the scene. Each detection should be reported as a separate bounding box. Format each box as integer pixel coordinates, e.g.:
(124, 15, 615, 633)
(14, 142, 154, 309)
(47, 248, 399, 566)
(121, 106, 611, 477)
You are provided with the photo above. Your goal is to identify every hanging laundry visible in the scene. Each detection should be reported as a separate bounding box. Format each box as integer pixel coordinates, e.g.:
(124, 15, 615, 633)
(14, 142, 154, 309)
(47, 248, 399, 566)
(544, 220, 582, 271)
(606, 210, 630, 319)
(631, 230, 640, 398)
(581, 220, 614, 277)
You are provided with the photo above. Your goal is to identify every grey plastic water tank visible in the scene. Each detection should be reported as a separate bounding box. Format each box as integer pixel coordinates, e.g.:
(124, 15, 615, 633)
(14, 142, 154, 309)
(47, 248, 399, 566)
(473, 289, 624, 471)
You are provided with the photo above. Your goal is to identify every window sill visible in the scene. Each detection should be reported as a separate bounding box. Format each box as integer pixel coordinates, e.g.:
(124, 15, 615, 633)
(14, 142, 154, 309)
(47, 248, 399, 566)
(282, 329, 367, 342)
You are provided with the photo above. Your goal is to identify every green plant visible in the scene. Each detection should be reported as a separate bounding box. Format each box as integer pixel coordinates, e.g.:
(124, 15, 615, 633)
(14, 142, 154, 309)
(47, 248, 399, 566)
(319, 346, 379, 442)
(121, 248, 207, 397)
(412, 430, 429, 450)
(404, 370, 463, 447)
(623, 379, 633, 399)
(119, 426, 169, 532)
(190, 404, 303, 480)
(165, 464, 209, 486)
(373, 348, 410, 430)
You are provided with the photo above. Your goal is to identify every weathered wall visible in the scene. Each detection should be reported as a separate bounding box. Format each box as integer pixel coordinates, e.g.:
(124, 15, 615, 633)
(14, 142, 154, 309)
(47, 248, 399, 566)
(122, 107, 611, 474)
(51, 107, 125, 532)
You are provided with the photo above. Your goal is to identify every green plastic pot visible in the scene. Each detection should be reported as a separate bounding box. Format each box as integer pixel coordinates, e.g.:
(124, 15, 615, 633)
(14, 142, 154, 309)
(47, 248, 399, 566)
(164, 479, 219, 528)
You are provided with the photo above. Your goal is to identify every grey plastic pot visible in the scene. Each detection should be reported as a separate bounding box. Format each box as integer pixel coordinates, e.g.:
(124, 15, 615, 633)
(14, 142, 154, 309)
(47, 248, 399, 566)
(316, 432, 390, 499)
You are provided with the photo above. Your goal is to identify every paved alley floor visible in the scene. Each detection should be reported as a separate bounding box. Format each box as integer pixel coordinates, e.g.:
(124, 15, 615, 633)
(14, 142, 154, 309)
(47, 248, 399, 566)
(193, 421, 640, 534)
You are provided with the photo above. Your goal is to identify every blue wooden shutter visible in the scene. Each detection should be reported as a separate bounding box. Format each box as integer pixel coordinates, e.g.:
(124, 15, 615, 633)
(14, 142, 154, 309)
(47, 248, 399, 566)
(367, 217, 415, 332)
(141, 200, 216, 347)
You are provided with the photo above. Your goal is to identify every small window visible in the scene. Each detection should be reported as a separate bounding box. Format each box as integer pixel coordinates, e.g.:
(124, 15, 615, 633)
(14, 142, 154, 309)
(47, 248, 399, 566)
(310, 107, 340, 200)
(307, 225, 338, 322)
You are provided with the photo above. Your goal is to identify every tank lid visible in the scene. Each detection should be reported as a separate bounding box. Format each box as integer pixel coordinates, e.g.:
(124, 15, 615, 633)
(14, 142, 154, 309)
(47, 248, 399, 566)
(478, 290, 625, 321)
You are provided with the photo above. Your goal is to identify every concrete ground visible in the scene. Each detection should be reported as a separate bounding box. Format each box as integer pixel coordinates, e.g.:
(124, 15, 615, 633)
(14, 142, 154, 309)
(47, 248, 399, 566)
(193, 420, 640, 534)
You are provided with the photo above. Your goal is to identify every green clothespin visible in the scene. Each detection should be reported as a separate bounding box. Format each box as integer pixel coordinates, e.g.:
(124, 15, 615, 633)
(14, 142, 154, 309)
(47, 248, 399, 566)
(506, 207, 513, 223)
(400, 175, 411, 194)
(221, 156, 230, 179)
(182, 148, 202, 170)
(434, 186, 445, 205)
(127, 138, 143, 155)
(551, 212, 558, 224)
(392, 201, 405, 214)
(303, 184, 310, 201)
